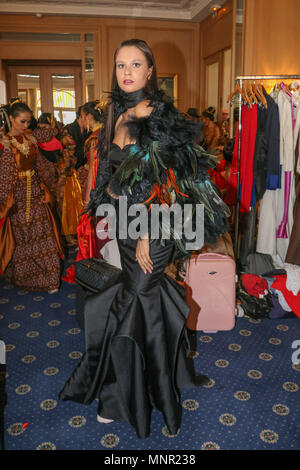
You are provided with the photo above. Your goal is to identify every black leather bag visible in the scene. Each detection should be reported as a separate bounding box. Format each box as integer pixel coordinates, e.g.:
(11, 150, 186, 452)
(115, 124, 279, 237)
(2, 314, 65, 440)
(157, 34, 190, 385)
(237, 289, 273, 320)
(75, 258, 122, 294)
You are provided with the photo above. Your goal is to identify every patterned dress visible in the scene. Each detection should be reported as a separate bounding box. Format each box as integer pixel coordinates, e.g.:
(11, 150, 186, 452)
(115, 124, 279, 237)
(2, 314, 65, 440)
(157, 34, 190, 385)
(0, 133, 63, 291)
(77, 126, 101, 202)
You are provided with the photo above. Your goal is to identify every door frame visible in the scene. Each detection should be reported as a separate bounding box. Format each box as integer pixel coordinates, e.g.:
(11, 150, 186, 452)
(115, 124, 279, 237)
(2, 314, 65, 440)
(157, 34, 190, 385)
(204, 51, 224, 116)
(6, 60, 82, 113)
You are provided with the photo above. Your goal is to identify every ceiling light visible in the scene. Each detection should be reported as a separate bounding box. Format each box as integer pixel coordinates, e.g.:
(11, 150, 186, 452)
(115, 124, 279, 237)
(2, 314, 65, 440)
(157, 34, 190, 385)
(211, 4, 222, 18)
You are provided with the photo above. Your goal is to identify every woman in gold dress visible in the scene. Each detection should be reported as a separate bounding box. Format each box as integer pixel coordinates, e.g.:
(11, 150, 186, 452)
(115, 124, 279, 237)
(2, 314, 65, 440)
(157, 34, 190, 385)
(62, 101, 105, 283)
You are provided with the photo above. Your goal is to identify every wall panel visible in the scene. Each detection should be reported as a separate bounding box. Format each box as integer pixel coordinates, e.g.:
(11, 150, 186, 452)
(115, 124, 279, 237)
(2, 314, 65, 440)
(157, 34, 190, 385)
(199, 0, 234, 112)
(243, 0, 300, 75)
(0, 14, 200, 112)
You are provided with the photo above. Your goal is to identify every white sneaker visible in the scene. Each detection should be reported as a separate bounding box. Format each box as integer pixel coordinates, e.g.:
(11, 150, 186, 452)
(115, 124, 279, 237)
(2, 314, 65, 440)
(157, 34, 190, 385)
(97, 414, 114, 424)
(48, 289, 59, 294)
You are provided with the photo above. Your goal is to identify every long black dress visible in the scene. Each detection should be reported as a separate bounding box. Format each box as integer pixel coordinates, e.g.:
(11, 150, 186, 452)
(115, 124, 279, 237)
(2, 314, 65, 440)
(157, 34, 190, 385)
(59, 88, 229, 439)
(59, 145, 203, 439)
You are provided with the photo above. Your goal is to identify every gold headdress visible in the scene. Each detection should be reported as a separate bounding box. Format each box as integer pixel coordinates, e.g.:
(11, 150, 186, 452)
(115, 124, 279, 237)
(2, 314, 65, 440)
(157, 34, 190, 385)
(46, 114, 56, 129)
(9, 97, 23, 107)
(94, 97, 107, 114)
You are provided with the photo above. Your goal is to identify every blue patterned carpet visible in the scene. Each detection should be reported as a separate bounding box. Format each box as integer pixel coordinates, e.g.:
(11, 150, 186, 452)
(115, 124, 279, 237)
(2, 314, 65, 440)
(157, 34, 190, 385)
(1, 251, 300, 451)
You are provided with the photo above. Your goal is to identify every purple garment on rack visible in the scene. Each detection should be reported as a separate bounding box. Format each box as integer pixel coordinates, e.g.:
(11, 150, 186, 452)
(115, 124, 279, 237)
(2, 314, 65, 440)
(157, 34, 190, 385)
(292, 100, 296, 130)
(277, 171, 292, 239)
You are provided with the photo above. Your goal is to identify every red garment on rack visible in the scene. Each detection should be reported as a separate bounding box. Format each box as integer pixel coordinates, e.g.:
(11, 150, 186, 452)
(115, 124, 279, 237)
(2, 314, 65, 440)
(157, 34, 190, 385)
(225, 104, 258, 213)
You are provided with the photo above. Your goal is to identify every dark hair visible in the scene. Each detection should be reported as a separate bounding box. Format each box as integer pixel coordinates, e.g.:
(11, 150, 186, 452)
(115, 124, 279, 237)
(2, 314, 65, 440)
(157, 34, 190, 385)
(8, 99, 32, 119)
(28, 115, 38, 131)
(76, 105, 83, 119)
(103, 38, 159, 157)
(223, 138, 234, 163)
(202, 106, 216, 122)
(82, 101, 103, 123)
(37, 113, 53, 125)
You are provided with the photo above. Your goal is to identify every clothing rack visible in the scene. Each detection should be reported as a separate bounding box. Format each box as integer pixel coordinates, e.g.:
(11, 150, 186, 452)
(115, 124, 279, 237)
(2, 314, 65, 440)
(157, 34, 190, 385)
(233, 74, 300, 258)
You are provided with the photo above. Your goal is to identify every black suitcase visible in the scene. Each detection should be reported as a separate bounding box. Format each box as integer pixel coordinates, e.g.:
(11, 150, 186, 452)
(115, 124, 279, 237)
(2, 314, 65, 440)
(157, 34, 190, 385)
(74, 258, 122, 329)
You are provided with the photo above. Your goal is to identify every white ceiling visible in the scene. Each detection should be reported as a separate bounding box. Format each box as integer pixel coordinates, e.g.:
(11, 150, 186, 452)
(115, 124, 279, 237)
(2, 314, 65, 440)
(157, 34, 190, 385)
(0, 0, 226, 21)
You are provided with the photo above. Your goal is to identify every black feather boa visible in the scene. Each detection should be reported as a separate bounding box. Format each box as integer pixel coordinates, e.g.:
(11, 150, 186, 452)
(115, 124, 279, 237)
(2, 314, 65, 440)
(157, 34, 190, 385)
(109, 87, 149, 120)
(88, 87, 230, 258)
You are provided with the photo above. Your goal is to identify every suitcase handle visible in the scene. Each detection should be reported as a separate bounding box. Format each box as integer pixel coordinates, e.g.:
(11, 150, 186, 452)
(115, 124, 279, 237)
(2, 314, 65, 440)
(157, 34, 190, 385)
(197, 253, 229, 258)
(189, 253, 232, 262)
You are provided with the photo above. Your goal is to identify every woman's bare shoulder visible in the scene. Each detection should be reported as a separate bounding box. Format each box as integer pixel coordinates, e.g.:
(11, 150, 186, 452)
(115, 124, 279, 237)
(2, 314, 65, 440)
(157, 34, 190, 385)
(135, 100, 153, 119)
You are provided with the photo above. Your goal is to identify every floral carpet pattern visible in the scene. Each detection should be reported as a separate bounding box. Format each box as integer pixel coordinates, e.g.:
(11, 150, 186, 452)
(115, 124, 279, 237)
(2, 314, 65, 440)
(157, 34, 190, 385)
(0, 252, 300, 450)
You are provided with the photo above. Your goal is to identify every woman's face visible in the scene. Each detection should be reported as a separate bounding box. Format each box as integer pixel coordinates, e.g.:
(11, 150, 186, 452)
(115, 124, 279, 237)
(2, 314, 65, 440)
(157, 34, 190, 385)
(84, 112, 95, 129)
(38, 123, 51, 129)
(115, 46, 153, 93)
(79, 108, 87, 128)
(9, 111, 32, 135)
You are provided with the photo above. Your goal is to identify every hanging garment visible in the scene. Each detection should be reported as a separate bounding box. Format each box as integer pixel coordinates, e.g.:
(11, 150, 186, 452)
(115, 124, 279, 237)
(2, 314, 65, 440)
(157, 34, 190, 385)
(285, 121, 300, 265)
(295, 92, 300, 174)
(256, 91, 281, 256)
(257, 90, 296, 261)
(253, 106, 268, 200)
(263, 88, 281, 189)
(225, 104, 258, 213)
(276, 91, 296, 246)
(284, 263, 300, 296)
(239, 207, 257, 266)
(243, 252, 275, 276)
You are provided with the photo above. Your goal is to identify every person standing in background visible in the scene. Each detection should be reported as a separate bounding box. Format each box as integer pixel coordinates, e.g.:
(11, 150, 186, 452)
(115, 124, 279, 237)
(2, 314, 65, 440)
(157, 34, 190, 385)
(201, 106, 220, 152)
(218, 108, 230, 143)
(0, 100, 63, 292)
(64, 106, 89, 170)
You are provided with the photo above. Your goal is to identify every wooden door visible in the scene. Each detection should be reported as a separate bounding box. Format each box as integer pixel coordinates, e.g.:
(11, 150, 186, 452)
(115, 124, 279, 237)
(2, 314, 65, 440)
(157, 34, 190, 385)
(204, 48, 232, 118)
(205, 52, 222, 115)
(6, 61, 82, 124)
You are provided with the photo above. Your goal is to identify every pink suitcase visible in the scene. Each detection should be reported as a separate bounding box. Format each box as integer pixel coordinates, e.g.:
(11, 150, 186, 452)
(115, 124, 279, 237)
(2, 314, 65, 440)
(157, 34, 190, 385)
(185, 253, 236, 333)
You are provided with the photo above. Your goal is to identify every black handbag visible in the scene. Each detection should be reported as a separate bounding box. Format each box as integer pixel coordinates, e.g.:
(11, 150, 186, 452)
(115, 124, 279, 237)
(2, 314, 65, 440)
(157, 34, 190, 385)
(75, 258, 122, 294)
(237, 289, 273, 320)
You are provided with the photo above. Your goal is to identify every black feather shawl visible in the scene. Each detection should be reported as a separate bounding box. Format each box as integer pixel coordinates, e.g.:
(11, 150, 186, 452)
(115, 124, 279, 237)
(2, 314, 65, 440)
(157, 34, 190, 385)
(88, 88, 230, 258)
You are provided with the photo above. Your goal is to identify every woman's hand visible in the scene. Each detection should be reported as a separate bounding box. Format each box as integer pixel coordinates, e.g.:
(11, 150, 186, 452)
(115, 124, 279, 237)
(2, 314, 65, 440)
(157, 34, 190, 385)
(6, 193, 15, 211)
(136, 234, 153, 275)
(40, 183, 53, 205)
(0, 193, 15, 218)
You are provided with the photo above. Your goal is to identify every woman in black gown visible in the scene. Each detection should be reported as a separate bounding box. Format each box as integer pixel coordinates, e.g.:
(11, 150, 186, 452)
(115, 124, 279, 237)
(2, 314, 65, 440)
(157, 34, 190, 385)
(59, 39, 230, 439)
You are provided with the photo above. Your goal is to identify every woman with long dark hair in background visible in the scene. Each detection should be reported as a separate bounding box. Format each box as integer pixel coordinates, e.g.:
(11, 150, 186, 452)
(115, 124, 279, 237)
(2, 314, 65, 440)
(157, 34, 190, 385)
(0, 100, 63, 292)
(59, 39, 229, 438)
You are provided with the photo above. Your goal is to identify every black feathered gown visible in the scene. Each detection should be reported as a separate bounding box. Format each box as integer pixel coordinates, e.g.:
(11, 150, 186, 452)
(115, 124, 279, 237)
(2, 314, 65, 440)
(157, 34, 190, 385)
(59, 235, 200, 439)
(59, 147, 203, 439)
(59, 93, 230, 438)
